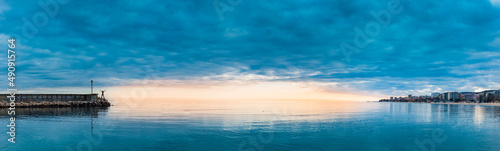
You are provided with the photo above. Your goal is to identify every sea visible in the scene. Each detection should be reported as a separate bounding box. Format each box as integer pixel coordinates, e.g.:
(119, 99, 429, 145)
(2, 100, 500, 151)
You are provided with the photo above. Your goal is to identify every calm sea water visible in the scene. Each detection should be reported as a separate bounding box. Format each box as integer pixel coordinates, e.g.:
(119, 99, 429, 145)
(1, 100, 500, 151)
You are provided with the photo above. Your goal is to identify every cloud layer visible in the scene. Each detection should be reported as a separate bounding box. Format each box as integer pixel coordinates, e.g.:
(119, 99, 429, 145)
(1, 0, 500, 96)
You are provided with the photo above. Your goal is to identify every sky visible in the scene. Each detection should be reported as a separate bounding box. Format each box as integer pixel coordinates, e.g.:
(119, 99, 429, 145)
(0, 0, 500, 100)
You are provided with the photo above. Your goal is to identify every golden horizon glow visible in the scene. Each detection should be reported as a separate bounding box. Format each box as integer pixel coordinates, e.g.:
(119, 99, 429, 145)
(107, 81, 381, 102)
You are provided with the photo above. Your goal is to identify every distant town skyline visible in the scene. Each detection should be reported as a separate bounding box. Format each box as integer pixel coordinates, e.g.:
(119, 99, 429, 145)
(389, 89, 500, 97)
(381, 89, 500, 103)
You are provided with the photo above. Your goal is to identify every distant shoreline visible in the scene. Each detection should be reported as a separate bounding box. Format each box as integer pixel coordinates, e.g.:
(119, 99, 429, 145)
(380, 102, 500, 106)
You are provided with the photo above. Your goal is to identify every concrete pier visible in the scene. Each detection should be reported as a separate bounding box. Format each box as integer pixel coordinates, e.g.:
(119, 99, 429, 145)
(0, 94, 98, 102)
(0, 94, 110, 108)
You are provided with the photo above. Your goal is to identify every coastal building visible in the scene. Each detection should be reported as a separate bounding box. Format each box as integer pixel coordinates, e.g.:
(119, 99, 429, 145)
(432, 97, 439, 102)
(431, 92, 439, 97)
(483, 90, 496, 98)
(450, 92, 459, 101)
(461, 92, 474, 102)
(438, 94, 445, 101)
(473, 93, 482, 101)
(443, 92, 459, 102)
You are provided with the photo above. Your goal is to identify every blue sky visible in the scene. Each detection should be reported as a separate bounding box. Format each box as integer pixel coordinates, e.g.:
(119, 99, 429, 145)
(1, 0, 500, 97)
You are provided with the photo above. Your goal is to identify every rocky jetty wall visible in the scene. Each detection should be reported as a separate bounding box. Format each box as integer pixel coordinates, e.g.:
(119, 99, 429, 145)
(0, 94, 111, 108)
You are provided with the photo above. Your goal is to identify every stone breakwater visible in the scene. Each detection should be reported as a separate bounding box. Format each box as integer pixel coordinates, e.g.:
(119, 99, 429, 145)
(0, 101, 111, 108)
(0, 94, 111, 108)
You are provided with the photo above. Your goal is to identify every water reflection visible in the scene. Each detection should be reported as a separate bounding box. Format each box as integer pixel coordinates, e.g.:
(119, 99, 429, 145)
(2, 102, 499, 128)
(107, 99, 375, 119)
(0, 107, 110, 137)
(103, 99, 387, 131)
(2, 102, 500, 150)
(0, 107, 109, 117)
(474, 106, 485, 126)
(4, 101, 498, 130)
(385, 103, 500, 128)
